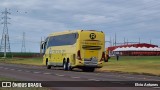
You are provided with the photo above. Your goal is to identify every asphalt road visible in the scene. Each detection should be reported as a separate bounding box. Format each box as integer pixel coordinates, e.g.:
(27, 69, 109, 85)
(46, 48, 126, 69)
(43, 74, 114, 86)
(0, 63, 159, 90)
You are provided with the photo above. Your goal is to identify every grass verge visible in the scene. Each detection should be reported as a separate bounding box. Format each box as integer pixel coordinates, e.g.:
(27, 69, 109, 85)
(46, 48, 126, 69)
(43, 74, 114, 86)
(0, 56, 160, 76)
(0, 75, 16, 81)
(0, 57, 43, 66)
(100, 56, 160, 76)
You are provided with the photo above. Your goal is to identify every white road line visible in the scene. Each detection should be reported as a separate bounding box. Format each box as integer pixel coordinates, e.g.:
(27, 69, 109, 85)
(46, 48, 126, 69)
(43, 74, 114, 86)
(126, 76, 134, 79)
(4, 68, 8, 70)
(88, 79, 100, 81)
(143, 78, 160, 81)
(136, 78, 147, 80)
(25, 71, 30, 73)
(43, 73, 51, 75)
(33, 72, 41, 74)
(95, 73, 101, 75)
(153, 87, 160, 89)
(10, 69, 15, 70)
(17, 70, 22, 72)
(58, 74, 65, 77)
(0, 67, 3, 68)
(71, 77, 80, 79)
(133, 77, 159, 81)
(106, 75, 117, 76)
(55, 74, 65, 77)
(116, 75, 122, 77)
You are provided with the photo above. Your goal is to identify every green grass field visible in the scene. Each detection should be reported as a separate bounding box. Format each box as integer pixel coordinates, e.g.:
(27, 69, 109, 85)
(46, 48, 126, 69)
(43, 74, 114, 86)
(0, 52, 40, 58)
(101, 56, 160, 76)
(0, 56, 160, 76)
(0, 57, 43, 65)
(0, 75, 16, 81)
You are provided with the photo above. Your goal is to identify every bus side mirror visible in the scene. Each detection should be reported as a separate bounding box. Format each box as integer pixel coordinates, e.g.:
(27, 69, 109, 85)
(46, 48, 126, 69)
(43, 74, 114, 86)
(41, 44, 44, 49)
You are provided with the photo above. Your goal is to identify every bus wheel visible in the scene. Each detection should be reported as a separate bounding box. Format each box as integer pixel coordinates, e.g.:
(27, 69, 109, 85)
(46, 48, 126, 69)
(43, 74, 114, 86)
(46, 61, 51, 69)
(67, 62, 73, 71)
(63, 61, 68, 71)
(82, 68, 95, 72)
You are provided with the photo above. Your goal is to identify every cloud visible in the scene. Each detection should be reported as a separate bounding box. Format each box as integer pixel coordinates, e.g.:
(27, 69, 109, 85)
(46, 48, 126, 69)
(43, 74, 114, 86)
(73, 14, 108, 24)
(0, 0, 44, 10)
(11, 15, 68, 32)
(0, 0, 160, 52)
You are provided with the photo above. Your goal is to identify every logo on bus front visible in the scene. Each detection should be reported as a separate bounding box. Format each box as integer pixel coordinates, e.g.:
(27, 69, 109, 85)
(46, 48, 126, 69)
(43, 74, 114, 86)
(90, 33, 96, 40)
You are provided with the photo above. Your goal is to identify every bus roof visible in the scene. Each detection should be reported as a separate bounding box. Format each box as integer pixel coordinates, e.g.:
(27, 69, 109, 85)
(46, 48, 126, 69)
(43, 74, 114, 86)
(49, 30, 103, 36)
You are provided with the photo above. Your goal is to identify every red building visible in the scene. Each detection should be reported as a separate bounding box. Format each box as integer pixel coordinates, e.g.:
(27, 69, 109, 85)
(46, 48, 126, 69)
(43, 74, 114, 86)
(107, 43, 160, 56)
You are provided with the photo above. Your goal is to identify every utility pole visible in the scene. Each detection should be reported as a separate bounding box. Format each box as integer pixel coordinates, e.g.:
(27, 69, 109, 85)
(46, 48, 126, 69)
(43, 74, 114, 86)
(150, 39, 152, 44)
(40, 37, 43, 55)
(124, 37, 126, 45)
(139, 37, 141, 44)
(110, 37, 112, 46)
(113, 38, 114, 46)
(105, 37, 112, 47)
(0, 8, 11, 58)
(21, 32, 26, 53)
(115, 33, 117, 46)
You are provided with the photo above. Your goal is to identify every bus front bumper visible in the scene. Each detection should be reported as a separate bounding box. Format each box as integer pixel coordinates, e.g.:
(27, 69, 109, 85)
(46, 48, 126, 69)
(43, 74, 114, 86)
(74, 61, 103, 68)
(74, 65, 103, 68)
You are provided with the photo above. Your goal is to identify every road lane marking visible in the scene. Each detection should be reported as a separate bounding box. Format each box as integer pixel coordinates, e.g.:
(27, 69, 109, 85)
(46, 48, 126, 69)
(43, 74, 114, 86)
(136, 77, 147, 80)
(25, 71, 30, 73)
(10, 69, 15, 70)
(0, 67, 3, 68)
(95, 73, 100, 75)
(144, 79, 160, 81)
(71, 77, 80, 79)
(33, 72, 41, 74)
(55, 74, 65, 77)
(116, 75, 122, 77)
(88, 79, 100, 81)
(126, 76, 134, 79)
(4, 68, 9, 70)
(105, 74, 120, 77)
(43, 73, 51, 75)
(17, 70, 22, 72)
(153, 87, 160, 89)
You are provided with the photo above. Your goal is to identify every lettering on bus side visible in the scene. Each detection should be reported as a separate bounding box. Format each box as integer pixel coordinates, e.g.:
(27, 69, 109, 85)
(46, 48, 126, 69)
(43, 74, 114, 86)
(49, 49, 66, 54)
(82, 42, 103, 45)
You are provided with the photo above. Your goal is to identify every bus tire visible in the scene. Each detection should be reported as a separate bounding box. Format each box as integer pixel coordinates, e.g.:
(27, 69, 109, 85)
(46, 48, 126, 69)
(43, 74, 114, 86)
(46, 61, 51, 69)
(67, 62, 73, 71)
(63, 61, 68, 71)
(82, 68, 95, 72)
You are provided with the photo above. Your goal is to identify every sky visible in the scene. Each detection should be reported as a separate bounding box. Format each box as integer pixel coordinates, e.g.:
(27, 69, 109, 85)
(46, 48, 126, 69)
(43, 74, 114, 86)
(0, 0, 160, 52)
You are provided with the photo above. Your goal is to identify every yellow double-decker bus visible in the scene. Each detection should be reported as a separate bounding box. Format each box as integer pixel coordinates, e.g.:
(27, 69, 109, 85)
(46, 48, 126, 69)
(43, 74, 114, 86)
(41, 30, 105, 72)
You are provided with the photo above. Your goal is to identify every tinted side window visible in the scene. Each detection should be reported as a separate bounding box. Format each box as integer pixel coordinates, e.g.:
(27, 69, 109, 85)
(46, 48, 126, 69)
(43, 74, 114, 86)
(48, 33, 78, 47)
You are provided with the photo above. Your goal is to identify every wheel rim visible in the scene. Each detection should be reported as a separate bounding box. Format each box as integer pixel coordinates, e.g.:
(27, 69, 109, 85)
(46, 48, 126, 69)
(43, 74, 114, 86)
(68, 63, 72, 70)
(63, 63, 66, 69)
(68, 63, 70, 70)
